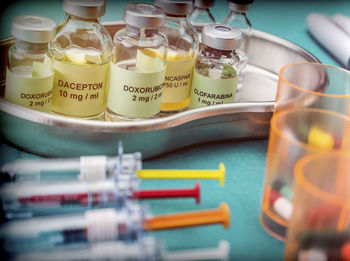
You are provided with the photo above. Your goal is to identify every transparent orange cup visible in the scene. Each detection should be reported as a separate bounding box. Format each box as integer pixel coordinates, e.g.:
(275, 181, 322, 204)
(276, 63, 350, 115)
(260, 108, 350, 241)
(285, 152, 350, 261)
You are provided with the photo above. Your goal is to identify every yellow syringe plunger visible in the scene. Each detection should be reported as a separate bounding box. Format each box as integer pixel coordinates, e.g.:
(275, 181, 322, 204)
(136, 163, 226, 186)
(143, 203, 230, 231)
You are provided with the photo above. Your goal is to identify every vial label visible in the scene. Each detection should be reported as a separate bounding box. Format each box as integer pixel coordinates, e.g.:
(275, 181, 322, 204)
(51, 61, 109, 118)
(80, 156, 107, 182)
(190, 70, 237, 109)
(107, 62, 165, 118)
(5, 67, 53, 112)
(162, 58, 195, 103)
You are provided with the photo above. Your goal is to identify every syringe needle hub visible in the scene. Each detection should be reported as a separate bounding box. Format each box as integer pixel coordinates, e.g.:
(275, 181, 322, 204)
(136, 163, 226, 186)
(143, 203, 230, 231)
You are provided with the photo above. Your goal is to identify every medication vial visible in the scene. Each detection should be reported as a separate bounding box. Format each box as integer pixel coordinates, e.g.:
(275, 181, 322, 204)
(5, 15, 56, 112)
(222, 0, 254, 97)
(189, 0, 216, 26)
(105, 3, 167, 120)
(154, 0, 199, 113)
(190, 24, 242, 109)
(50, 0, 112, 119)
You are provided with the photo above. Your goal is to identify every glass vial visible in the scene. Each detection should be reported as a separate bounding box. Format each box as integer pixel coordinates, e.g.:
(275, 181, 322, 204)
(105, 3, 167, 121)
(189, 0, 216, 26)
(154, 0, 199, 113)
(50, 0, 113, 119)
(5, 15, 56, 112)
(190, 24, 242, 109)
(222, 0, 253, 97)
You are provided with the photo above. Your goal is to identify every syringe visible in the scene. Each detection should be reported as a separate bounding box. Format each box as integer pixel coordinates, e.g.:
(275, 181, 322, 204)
(0, 174, 200, 219)
(1, 157, 226, 186)
(136, 164, 226, 187)
(0, 203, 230, 253)
(0, 153, 142, 182)
(161, 240, 230, 261)
(10, 237, 230, 261)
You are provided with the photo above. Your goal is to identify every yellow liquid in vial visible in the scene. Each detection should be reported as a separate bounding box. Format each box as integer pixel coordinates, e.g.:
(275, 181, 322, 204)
(51, 49, 109, 119)
(161, 98, 190, 111)
(161, 50, 195, 113)
(55, 48, 105, 65)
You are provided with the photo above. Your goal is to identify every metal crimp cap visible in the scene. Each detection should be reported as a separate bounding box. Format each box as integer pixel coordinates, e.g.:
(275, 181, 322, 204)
(123, 3, 165, 29)
(154, 0, 193, 16)
(201, 24, 242, 50)
(194, 0, 215, 8)
(63, 0, 106, 18)
(11, 15, 56, 43)
(228, 0, 254, 12)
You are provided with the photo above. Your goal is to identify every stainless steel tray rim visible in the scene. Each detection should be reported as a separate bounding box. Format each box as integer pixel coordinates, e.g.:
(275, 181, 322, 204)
(0, 97, 274, 133)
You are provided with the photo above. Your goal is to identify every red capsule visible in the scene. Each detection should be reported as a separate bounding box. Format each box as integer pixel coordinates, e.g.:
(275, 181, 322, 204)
(269, 189, 281, 206)
(333, 135, 342, 149)
(307, 203, 339, 226)
(342, 242, 350, 261)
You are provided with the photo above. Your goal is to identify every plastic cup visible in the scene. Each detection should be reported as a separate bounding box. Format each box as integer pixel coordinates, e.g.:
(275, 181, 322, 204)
(285, 152, 350, 261)
(276, 63, 350, 115)
(260, 108, 350, 241)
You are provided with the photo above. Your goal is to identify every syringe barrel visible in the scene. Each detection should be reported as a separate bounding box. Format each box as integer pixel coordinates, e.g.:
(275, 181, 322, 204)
(1, 158, 81, 182)
(0, 153, 142, 182)
(0, 176, 140, 219)
(0, 206, 146, 253)
(9, 236, 162, 261)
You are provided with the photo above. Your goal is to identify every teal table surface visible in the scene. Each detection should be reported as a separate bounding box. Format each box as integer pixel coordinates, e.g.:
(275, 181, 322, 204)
(1, 1, 350, 260)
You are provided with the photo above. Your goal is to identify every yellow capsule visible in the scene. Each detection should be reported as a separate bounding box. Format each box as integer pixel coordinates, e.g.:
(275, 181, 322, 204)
(308, 126, 334, 150)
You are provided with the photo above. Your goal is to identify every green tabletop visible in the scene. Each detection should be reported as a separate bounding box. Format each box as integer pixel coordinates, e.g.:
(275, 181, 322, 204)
(1, 0, 349, 260)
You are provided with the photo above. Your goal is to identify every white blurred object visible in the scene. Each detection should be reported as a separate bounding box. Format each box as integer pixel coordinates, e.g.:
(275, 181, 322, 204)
(306, 13, 350, 69)
(333, 13, 350, 36)
(162, 240, 230, 261)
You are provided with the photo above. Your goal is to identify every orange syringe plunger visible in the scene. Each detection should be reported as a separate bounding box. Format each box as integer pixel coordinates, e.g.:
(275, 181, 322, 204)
(143, 203, 230, 231)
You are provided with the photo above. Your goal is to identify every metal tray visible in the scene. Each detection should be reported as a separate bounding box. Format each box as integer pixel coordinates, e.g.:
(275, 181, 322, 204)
(0, 22, 320, 159)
